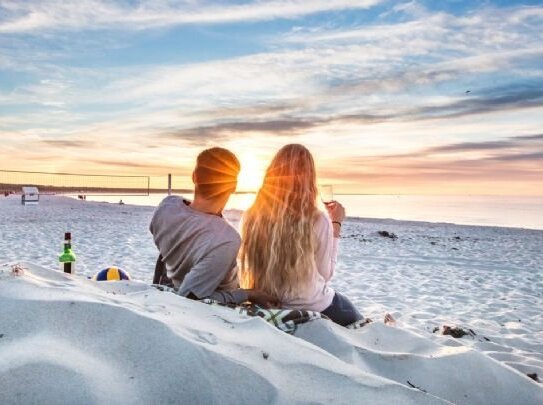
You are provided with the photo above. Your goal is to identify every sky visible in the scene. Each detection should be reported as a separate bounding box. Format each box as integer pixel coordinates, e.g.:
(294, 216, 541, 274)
(0, 0, 542, 194)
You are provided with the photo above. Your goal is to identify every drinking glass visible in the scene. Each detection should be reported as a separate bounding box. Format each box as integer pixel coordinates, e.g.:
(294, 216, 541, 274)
(319, 184, 334, 205)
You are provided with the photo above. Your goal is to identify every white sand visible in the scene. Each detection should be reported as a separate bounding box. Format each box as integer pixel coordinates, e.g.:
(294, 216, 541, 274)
(336, 217, 543, 380)
(1, 263, 443, 404)
(1, 195, 542, 403)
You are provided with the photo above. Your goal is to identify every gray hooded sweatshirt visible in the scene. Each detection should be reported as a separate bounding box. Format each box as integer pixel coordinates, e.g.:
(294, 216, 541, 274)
(150, 196, 248, 304)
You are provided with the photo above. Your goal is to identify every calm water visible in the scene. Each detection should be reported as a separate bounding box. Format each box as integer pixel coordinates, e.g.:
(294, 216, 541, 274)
(83, 194, 543, 230)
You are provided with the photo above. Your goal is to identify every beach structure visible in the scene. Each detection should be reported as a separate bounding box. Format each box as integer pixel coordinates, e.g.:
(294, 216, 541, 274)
(21, 186, 39, 205)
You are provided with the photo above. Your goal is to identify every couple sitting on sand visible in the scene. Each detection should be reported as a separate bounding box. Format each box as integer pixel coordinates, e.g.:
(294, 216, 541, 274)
(150, 144, 365, 327)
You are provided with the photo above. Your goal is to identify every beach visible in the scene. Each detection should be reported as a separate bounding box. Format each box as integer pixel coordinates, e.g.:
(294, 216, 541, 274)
(1, 195, 542, 404)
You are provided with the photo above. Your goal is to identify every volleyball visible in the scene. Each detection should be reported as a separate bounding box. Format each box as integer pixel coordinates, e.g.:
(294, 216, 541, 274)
(93, 266, 131, 281)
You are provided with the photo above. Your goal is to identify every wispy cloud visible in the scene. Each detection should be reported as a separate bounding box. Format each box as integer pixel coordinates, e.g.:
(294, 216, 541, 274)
(162, 119, 319, 145)
(353, 132, 543, 160)
(326, 132, 543, 187)
(409, 81, 543, 119)
(426, 134, 543, 154)
(488, 151, 543, 162)
(0, 0, 382, 33)
(40, 140, 95, 148)
(88, 159, 178, 172)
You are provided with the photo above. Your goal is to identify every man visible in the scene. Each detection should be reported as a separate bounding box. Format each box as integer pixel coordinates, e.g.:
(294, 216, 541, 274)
(150, 147, 276, 307)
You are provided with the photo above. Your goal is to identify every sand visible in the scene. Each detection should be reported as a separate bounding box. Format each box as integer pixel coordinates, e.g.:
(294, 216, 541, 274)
(0, 195, 542, 403)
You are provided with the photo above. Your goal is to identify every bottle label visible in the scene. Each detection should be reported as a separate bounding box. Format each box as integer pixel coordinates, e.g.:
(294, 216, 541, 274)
(61, 262, 75, 274)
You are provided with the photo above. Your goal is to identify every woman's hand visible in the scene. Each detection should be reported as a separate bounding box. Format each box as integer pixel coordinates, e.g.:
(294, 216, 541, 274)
(247, 289, 281, 308)
(326, 201, 345, 237)
(326, 201, 346, 222)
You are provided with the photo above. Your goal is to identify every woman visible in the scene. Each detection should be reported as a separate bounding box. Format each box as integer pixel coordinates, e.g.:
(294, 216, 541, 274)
(239, 144, 364, 326)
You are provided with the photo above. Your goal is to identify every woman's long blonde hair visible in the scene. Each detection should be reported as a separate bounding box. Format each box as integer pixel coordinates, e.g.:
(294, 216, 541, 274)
(239, 144, 319, 300)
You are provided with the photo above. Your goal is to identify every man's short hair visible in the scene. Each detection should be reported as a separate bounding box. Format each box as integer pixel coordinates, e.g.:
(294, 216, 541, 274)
(194, 147, 240, 199)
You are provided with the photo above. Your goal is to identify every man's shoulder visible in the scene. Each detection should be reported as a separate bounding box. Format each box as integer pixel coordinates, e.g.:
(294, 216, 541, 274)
(158, 195, 188, 208)
(209, 218, 241, 245)
(153, 195, 189, 216)
(226, 223, 241, 243)
(152, 195, 240, 245)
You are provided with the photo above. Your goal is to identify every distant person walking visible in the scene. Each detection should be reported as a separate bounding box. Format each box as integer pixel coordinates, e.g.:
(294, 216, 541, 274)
(239, 144, 366, 326)
(150, 147, 276, 307)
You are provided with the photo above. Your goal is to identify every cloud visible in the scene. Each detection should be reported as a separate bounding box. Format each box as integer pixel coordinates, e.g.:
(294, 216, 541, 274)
(513, 133, 543, 141)
(196, 80, 543, 134)
(329, 132, 543, 185)
(486, 151, 543, 162)
(322, 80, 543, 125)
(0, 0, 382, 33)
(283, 5, 543, 49)
(425, 134, 543, 155)
(88, 159, 177, 171)
(40, 140, 95, 148)
(3, 3, 542, 127)
(278, 4, 543, 100)
(320, 153, 543, 185)
(161, 119, 320, 145)
(359, 132, 543, 159)
(414, 82, 543, 119)
(427, 141, 515, 153)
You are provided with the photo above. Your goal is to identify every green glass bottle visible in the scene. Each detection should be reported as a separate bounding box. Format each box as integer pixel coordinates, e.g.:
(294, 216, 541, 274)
(59, 232, 76, 274)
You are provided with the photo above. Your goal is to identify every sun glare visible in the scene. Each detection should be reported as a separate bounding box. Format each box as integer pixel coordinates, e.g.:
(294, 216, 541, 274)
(238, 153, 265, 192)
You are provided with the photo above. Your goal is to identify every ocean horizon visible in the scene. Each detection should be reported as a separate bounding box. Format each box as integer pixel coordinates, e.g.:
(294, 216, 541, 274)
(79, 193, 543, 231)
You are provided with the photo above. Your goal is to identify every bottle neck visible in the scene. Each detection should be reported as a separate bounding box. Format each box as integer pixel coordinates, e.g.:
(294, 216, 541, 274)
(63, 240, 72, 251)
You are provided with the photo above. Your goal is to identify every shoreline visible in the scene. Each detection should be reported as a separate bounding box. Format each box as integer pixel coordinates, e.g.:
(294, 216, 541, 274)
(345, 215, 543, 233)
(61, 194, 543, 232)
(5, 193, 543, 231)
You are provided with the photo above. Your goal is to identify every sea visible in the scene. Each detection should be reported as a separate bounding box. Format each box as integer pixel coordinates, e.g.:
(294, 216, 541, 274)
(81, 193, 543, 231)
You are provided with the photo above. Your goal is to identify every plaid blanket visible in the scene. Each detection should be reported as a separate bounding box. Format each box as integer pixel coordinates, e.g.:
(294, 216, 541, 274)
(151, 285, 373, 332)
(150, 285, 322, 334)
(200, 299, 322, 334)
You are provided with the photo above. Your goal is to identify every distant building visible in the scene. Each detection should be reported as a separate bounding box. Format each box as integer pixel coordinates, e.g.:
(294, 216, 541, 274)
(21, 186, 39, 205)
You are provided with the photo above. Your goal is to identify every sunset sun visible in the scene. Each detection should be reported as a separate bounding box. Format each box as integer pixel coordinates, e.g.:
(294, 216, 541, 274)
(238, 153, 265, 192)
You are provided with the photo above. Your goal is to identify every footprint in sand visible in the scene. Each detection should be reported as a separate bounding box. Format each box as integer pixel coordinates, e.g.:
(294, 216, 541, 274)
(144, 304, 168, 313)
(192, 330, 218, 345)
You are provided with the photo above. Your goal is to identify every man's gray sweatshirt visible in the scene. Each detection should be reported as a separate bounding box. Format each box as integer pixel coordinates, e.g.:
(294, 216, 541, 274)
(149, 196, 248, 304)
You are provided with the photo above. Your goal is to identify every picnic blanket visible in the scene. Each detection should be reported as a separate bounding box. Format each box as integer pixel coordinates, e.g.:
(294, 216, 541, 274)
(200, 298, 322, 334)
(151, 284, 322, 334)
(152, 285, 368, 332)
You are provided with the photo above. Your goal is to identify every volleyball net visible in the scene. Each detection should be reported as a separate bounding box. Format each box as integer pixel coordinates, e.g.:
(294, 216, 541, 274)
(0, 170, 150, 196)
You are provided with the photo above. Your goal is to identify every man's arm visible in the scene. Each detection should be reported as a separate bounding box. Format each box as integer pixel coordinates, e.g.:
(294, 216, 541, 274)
(153, 255, 164, 284)
(206, 288, 248, 305)
(153, 255, 175, 288)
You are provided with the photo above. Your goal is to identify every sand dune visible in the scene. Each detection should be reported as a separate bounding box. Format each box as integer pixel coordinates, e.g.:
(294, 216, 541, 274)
(1, 263, 446, 404)
(2, 263, 542, 403)
(296, 321, 542, 404)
